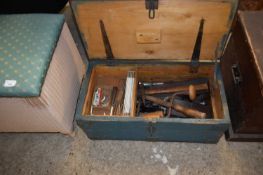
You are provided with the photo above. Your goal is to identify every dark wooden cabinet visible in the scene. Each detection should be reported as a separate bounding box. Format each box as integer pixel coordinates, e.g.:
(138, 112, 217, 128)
(222, 11, 263, 141)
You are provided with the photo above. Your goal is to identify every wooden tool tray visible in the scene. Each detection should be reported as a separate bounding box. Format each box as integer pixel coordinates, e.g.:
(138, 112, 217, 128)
(82, 64, 223, 119)
(71, 0, 238, 142)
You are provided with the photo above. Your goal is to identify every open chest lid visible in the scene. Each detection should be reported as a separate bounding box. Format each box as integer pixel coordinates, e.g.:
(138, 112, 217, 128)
(70, 0, 238, 62)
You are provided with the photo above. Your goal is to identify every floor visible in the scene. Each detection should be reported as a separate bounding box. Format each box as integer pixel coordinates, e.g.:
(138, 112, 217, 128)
(0, 127, 263, 175)
(1, 6, 263, 175)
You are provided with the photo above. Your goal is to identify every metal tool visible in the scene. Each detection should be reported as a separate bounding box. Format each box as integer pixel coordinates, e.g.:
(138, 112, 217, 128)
(167, 93, 176, 117)
(139, 82, 146, 105)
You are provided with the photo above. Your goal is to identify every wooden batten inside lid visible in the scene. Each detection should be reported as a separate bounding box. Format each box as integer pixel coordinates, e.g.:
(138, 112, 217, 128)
(75, 0, 234, 60)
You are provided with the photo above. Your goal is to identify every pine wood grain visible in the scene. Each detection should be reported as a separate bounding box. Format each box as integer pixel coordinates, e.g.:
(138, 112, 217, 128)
(76, 0, 231, 60)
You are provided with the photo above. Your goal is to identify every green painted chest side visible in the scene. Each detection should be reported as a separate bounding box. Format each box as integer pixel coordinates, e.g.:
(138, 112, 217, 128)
(0, 14, 64, 97)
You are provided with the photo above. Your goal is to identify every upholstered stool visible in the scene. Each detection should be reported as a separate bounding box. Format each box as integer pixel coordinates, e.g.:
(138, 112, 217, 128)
(0, 14, 84, 134)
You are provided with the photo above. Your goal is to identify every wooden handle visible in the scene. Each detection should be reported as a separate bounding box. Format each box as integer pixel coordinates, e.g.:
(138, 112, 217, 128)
(145, 95, 206, 119)
(142, 111, 164, 119)
(189, 84, 196, 101)
(173, 103, 206, 119)
(145, 83, 208, 95)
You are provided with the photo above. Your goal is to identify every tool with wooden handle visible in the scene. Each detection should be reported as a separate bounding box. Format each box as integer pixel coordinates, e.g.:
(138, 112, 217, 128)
(142, 111, 164, 119)
(145, 95, 206, 119)
(189, 84, 196, 101)
(144, 83, 208, 95)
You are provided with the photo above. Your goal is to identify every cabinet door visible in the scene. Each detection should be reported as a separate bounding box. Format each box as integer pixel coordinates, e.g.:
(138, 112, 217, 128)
(221, 18, 263, 133)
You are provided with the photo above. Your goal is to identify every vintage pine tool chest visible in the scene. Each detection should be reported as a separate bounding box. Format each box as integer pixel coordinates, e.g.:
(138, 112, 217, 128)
(70, 0, 238, 143)
(222, 11, 263, 141)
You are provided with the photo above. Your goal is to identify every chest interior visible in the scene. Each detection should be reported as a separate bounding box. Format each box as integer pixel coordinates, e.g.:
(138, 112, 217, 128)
(72, 0, 236, 120)
(82, 64, 223, 120)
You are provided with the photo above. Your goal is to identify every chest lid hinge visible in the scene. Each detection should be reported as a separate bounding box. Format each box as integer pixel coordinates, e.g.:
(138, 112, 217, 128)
(99, 20, 114, 60)
(190, 18, 205, 73)
(145, 0, 159, 19)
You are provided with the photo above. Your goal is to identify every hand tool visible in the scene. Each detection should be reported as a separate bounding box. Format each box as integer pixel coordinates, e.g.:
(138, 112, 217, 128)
(189, 84, 196, 101)
(144, 83, 208, 95)
(145, 95, 206, 119)
(114, 88, 124, 115)
(142, 111, 164, 119)
(167, 93, 176, 117)
(110, 87, 118, 116)
(170, 98, 212, 118)
(139, 82, 146, 105)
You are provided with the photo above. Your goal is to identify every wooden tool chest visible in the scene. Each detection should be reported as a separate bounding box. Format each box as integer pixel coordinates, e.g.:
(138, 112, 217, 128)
(222, 11, 263, 141)
(71, 0, 238, 143)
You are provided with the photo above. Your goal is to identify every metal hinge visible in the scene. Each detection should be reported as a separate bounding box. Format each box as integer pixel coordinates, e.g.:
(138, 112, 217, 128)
(99, 20, 114, 59)
(145, 0, 159, 19)
(190, 18, 205, 73)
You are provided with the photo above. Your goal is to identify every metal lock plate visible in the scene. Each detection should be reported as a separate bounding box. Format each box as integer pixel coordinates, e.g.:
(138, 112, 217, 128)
(231, 63, 243, 85)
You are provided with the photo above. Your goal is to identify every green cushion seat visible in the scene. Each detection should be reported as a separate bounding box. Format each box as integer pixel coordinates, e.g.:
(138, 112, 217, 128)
(0, 14, 64, 97)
